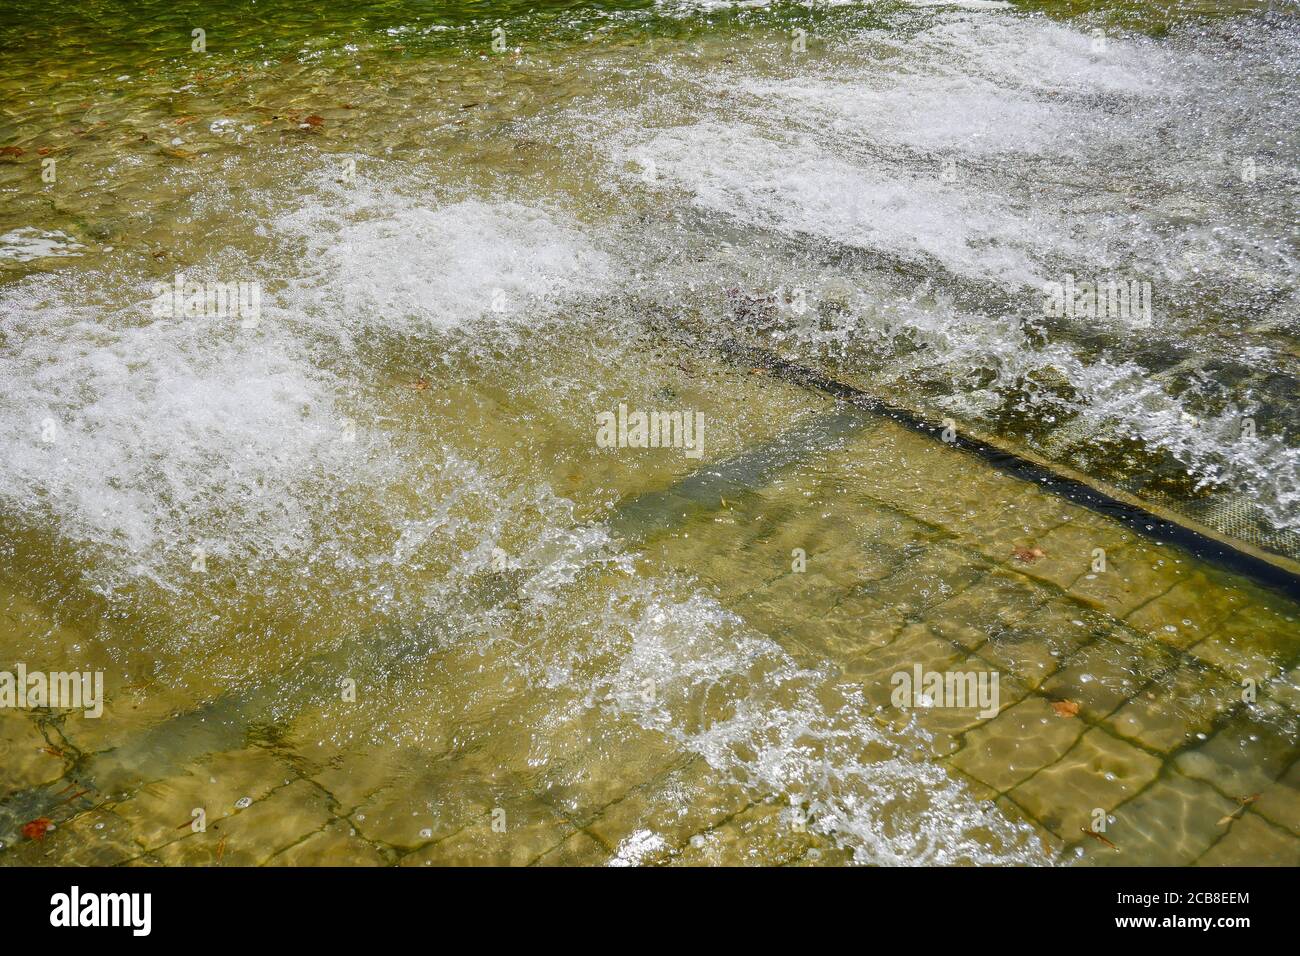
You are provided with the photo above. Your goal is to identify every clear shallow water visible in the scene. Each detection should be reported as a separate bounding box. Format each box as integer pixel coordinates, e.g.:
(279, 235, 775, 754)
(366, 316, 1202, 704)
(0, 0, 1296, 865)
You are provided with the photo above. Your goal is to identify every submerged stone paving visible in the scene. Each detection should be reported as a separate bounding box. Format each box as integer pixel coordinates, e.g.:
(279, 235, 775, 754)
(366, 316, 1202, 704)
(2, 386, 1294, 867)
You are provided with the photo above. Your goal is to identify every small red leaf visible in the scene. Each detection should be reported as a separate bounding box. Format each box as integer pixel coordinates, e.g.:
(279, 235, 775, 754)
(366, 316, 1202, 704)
(1052, 700, 1080, 718)
(21, 817, 52, 840)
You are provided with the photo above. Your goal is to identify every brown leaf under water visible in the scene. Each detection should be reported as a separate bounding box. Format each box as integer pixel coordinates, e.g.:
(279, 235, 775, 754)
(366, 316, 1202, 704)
(407, 378, 430, 391)
(304, 114, 324, 127)
(1217, 793, 1260, 826)
(1012, 546, 1046, 562)
(21, 818, 52, 841)
(1051, 700, 1080, 718)
(1081, 827, 1118, 850)
(0, 146, 24, 157)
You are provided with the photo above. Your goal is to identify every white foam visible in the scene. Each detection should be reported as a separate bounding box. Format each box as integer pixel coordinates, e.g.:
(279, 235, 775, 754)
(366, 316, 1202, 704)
(906, 0, 1012, 9)
(0, 273, 391, 590)
(596, 580, 1042, 864)
(617, 120, 1060, 286)
(0, 228, 85, 263)
(273, 173, 611, 335)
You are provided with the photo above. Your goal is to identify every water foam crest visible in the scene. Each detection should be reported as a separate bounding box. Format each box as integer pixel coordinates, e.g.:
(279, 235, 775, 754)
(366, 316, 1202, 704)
(596, 582, 1042, 864)
(272, 170, 612, 336)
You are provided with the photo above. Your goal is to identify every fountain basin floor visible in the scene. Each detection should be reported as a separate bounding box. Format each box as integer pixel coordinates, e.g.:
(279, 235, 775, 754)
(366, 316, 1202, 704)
(0, 0, 1297, 865)
(1, 318, 1296, 865)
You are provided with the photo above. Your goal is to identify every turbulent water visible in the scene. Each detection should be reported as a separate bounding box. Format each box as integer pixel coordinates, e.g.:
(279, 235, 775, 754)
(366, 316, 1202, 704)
(0, 1, 1296, 866)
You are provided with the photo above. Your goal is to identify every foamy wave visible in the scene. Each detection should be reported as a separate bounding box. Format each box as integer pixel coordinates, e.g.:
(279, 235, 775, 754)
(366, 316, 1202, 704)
(273, 172, 611, 335)
(0, 228, 85, 263)
(593, 581, 1041, 864)
(0, 273, 392, 590)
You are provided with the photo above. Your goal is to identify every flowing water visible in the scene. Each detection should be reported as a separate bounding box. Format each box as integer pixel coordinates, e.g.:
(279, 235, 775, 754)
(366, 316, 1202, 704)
(0, 0, 1296, 865)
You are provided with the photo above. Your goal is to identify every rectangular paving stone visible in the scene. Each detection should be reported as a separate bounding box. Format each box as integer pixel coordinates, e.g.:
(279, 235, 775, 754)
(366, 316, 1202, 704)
(1012, 516, 1129, 591)
(266, 819, 392, 866)
(995, 794, 1065, 862)
(1195, 811, 1300, 866)
(1250, 760, 1299, 837)
(1106, 658, 1242, 754)
(1041, 631, 1178, 722)
(843, 620, 966, 702)
(1068, 542, 1185, 619)
(1077, 768, 1238, 866)
(399, 795, 576, 867)
(668, 800, 822, 867)
(808, 594, 910, 660)
(854, 541, 986, 616)
(1174, 700, 1298, 798)
(150, 778, 334, 866)
(974, 611, 1091, 690)
(1007, 727, 1162, 842)
(906, 651, 1031, 756)
(922, 569, 1048, 651)
(950, 696, 1087, 793)
(111, 746, 297, 852)
(584, 757, 751, 861)
(1185, 600, 1297, 685)
(533, 829, 612, 866)
(1123, 570, 1245, 649)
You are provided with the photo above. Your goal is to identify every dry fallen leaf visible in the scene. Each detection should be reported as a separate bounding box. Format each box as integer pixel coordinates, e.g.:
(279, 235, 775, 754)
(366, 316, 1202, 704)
(21, 817, 52, 841)
(1081, 827, 1118, 850)
(1051, 700, 1080, 718)
(1217, 793, 1260, 825)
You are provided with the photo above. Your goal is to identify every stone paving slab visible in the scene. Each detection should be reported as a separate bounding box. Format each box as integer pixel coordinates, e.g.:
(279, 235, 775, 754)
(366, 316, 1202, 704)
(1076, 768, 1238, 866)
(1174, 700, 1298, 800)
(1250, 760, 1299, 837)
(3, 378, 1298, 867)
(950, 696, 1088, 793)
(1196, 812, 1300, 866)
(1040, 632, 1178, 722)
(1007, 727, 1163, 842)
(1106, 659, 1242, 754)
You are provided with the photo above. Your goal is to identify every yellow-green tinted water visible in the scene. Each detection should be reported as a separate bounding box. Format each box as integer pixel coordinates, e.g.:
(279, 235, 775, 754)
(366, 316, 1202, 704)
(0, 0, 1296, 864)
